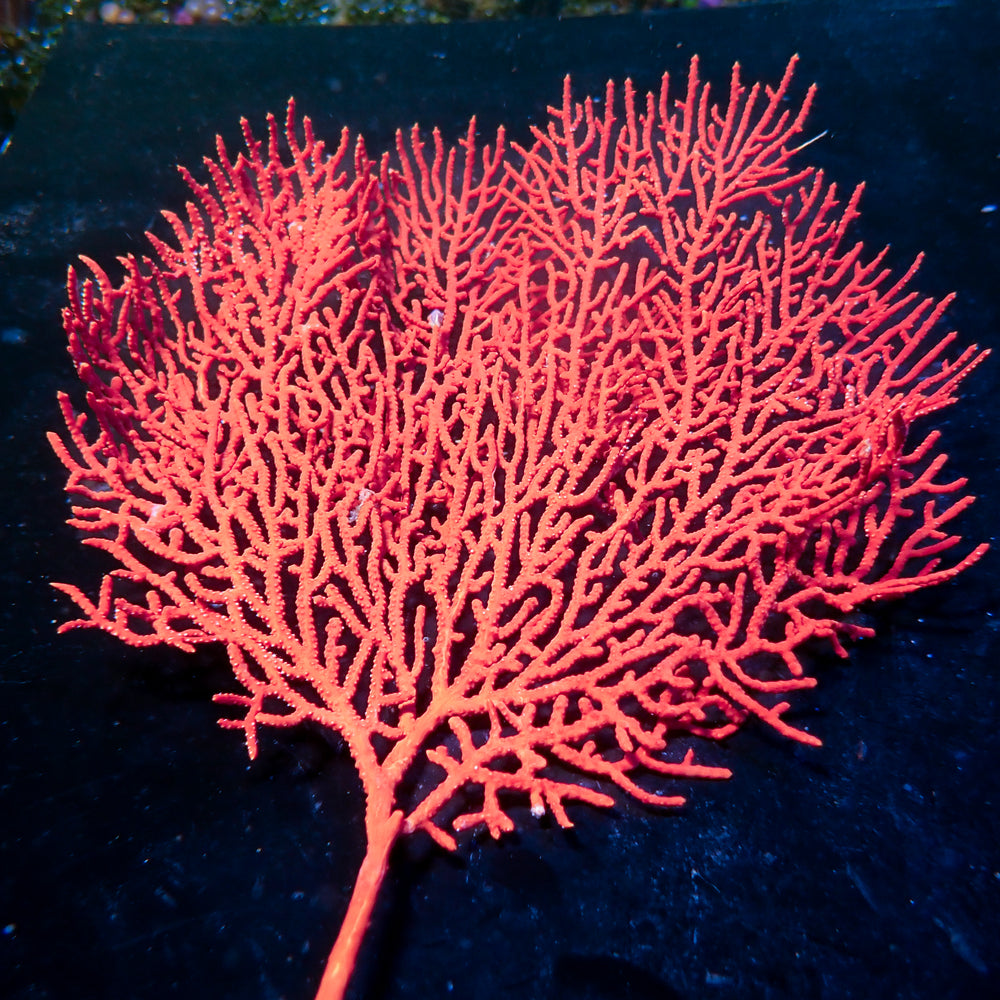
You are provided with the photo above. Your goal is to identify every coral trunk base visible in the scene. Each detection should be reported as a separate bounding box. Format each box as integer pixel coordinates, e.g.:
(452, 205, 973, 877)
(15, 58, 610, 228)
(315, 811, 404, 1000)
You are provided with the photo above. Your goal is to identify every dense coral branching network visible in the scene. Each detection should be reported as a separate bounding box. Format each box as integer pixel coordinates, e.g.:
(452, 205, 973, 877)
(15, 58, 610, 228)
(51, 56, 986, 1000)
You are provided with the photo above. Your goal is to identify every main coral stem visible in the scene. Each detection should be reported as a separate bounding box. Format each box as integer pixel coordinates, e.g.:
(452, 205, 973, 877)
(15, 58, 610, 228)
(316, 810, 404, 1000)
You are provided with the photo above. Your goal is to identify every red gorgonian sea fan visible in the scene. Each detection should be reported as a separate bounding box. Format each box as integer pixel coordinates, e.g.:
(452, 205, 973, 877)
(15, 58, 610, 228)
(50, 57, 987, 1000)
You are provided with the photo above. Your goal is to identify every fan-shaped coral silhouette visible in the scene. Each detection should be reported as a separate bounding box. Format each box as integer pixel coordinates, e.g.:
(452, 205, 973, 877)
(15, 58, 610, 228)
(51, 56, 986, 1000)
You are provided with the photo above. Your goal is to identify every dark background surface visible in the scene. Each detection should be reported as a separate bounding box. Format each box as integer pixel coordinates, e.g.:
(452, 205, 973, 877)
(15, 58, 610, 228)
(2, 3, 999, 998)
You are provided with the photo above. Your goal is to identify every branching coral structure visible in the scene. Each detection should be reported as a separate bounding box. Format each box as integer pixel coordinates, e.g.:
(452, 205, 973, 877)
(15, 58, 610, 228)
(51, 57, 987, 1000)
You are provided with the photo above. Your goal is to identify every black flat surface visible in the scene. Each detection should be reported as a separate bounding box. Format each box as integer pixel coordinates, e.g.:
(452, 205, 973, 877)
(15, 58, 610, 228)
(2, 4, 999, 999)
